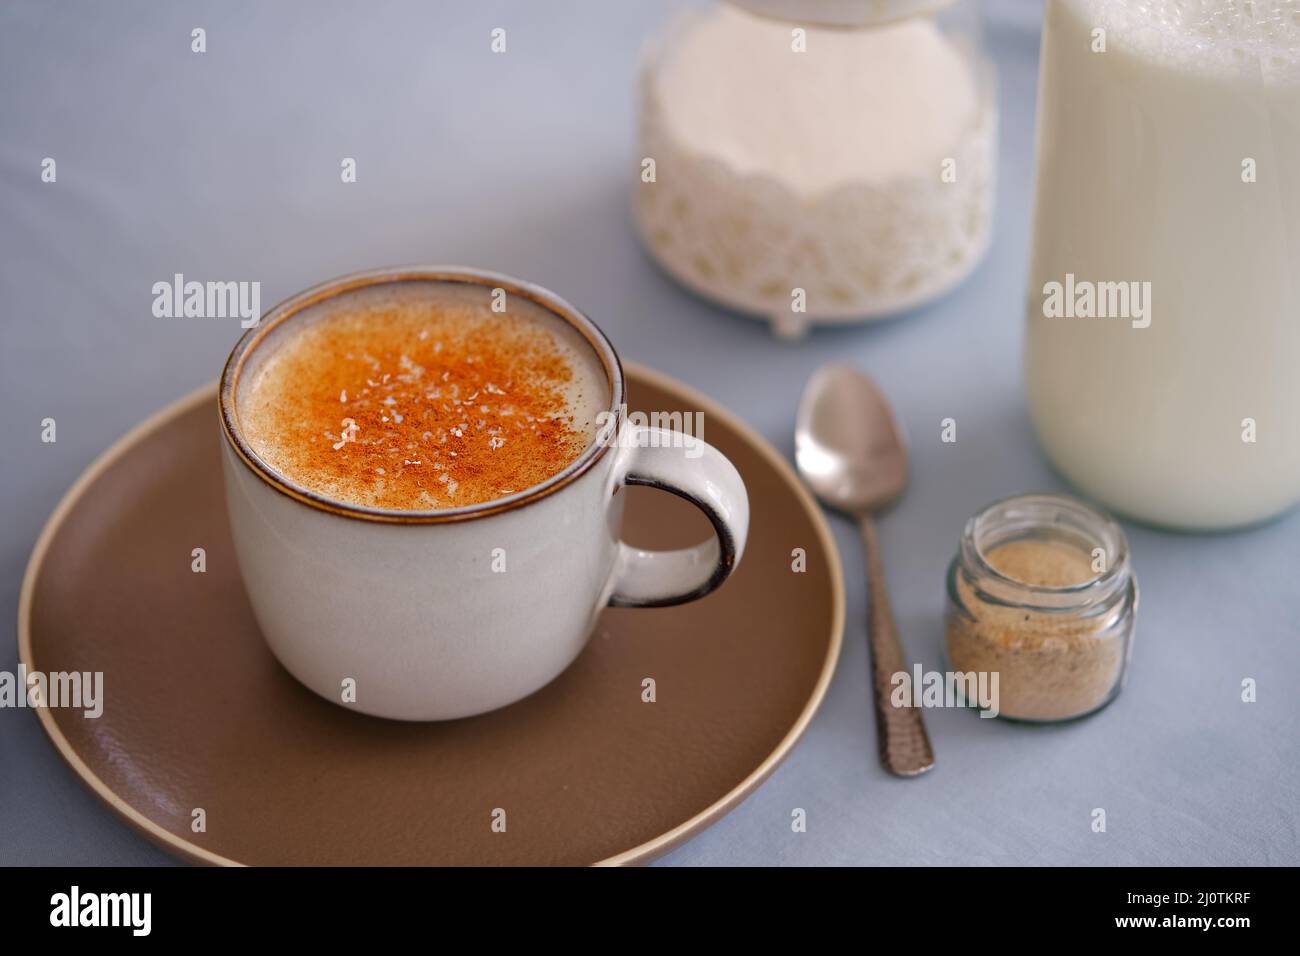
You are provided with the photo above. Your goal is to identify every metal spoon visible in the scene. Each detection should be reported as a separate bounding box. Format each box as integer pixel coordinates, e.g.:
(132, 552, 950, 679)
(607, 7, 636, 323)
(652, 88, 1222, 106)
(796, 364, 935, 777)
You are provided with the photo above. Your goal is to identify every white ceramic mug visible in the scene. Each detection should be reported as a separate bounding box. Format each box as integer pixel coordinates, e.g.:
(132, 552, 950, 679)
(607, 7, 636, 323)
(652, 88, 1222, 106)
(219, 268, 749, 720)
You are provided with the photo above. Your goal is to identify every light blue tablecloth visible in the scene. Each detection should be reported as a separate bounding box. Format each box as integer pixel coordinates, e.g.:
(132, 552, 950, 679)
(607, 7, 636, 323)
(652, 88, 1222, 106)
(1, 0, 1296, 866)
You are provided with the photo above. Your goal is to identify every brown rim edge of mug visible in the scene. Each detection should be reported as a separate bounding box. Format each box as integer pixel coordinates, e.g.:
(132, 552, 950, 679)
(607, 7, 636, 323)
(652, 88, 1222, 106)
(18, 365, 846, 867)
(217, 266, 627, 524)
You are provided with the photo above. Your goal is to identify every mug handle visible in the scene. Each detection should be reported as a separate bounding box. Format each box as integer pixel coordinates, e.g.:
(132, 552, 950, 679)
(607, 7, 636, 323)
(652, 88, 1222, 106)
(607, 425, 749, 608)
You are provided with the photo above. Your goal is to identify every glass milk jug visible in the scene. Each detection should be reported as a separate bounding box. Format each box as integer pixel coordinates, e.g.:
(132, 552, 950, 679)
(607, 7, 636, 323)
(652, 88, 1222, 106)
(1023, 0, 1300, 530)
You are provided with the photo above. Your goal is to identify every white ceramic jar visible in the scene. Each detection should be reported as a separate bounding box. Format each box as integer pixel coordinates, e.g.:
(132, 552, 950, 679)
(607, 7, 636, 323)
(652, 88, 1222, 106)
(1024, 0, 1300, 529)
(634, 0, 996, 336)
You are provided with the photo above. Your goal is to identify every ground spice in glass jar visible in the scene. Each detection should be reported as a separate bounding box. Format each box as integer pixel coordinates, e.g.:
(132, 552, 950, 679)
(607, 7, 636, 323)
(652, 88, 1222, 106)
(944, 494, 1138, 722)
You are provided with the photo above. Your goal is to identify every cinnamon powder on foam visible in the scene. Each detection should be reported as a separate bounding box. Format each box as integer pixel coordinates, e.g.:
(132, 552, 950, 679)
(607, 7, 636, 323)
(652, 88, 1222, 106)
(239, 299, 596, 511)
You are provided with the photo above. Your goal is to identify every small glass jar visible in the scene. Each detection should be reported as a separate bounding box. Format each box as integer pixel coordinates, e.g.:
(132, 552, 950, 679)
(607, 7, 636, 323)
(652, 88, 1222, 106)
(944, 494, 1138, 722)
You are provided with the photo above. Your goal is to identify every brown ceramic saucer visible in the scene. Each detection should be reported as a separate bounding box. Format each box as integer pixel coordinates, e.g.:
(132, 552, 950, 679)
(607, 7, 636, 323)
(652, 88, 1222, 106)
(18, 363, 844, 866)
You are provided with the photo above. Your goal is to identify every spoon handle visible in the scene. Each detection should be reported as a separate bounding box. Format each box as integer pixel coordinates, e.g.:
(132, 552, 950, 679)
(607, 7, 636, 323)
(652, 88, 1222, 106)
(859, 514, 935, 777)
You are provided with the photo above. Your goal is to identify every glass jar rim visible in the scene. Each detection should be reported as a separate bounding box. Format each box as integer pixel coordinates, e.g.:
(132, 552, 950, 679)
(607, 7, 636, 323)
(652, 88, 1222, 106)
(957, 492, 1133, 612)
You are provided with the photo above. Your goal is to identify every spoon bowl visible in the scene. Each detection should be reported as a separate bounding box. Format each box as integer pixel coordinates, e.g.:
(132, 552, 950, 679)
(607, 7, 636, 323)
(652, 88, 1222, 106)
(796, 365, 908, 514)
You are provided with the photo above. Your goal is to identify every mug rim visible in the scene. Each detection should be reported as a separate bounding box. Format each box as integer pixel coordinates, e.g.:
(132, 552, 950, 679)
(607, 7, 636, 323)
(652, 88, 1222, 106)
(218, 266, 626, 524)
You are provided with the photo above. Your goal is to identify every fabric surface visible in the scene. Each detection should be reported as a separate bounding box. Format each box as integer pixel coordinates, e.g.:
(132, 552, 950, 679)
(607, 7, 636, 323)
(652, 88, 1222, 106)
(1, 0, 1295, 866)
